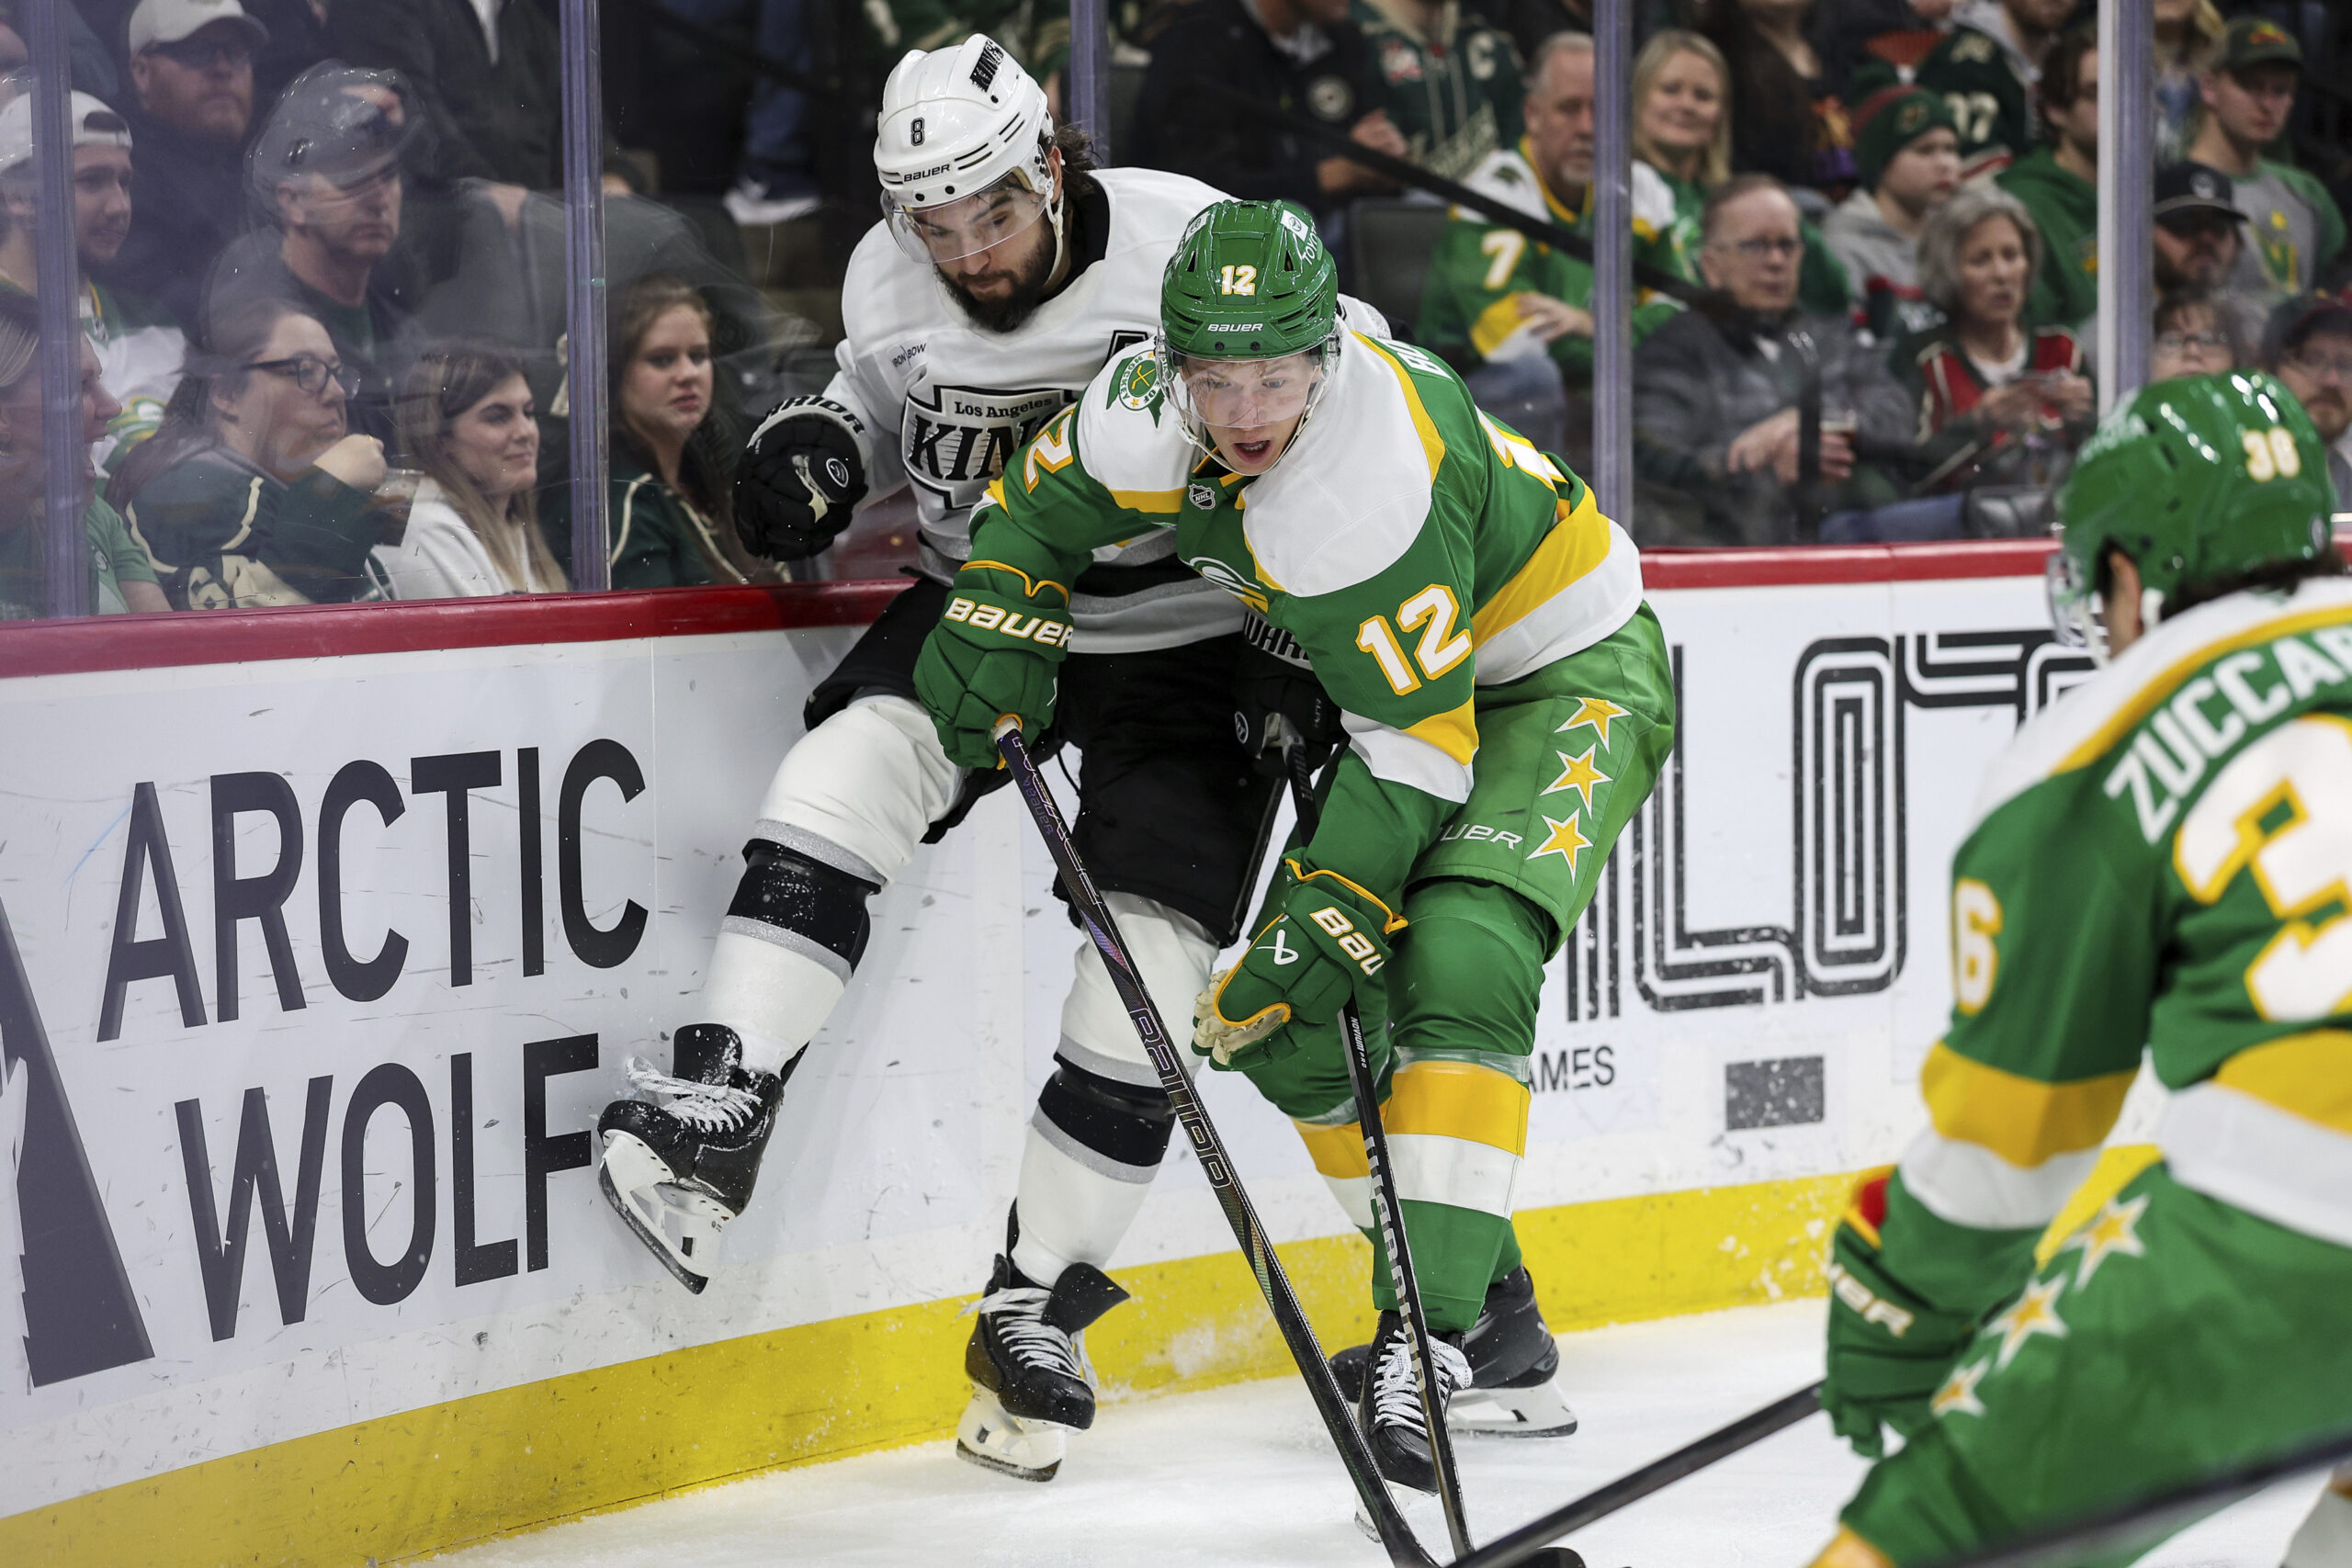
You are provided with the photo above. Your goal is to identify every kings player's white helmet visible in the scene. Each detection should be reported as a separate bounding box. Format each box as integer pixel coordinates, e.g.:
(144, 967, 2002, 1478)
(874, 35, 1062, 265)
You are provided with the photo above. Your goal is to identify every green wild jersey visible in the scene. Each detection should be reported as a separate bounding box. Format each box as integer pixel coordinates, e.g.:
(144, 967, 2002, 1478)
(1914, 18, 2035, 176)
(1351, 0, 1524, 184)
(968, 330, 1645, 905)
(1416, 140, 1685, 377)
(1876, 573, 2352, 1318)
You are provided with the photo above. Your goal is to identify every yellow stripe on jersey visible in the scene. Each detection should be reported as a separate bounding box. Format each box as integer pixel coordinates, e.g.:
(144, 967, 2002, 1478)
(1385, 1059, 1531, 1154)
(1107, 488, 1185, 513)
(1351, 333, 1447, 479)
(1471, 488, 1614, 649)
(2215, 1029, 2352, 1134)
(1406, 698, 1480, 766)
(1470, 294, 1530, 359)
(1295, 1118, 1371, 1179)
(2055, 602, 2352, 774)
(1921, 1042, 2136, 1167)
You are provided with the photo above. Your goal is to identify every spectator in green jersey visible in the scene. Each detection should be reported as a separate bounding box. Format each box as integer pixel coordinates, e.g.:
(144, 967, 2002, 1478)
(2183, 17, 2346, 302)
(1996, 25, 2097, 332)
(1911, 0, 2072, 179)
(1822, 85, 1960, 342)
(1351, 0, 1525, 183)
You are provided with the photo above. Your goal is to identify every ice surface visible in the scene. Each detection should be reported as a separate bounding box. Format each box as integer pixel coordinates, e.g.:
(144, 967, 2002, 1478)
(429, 1300, 2321, 1567)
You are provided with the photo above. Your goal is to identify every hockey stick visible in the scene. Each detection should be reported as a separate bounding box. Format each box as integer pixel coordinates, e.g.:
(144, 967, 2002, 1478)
(1451, 1382, 1825, 1568)
(1919, 1420, 2352, 1568)
(1282, 740, 1475, 1558)
(990, 721, 1439, 1568)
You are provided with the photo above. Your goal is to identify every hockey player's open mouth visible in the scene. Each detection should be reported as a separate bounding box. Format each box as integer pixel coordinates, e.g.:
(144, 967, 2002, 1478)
(1232, 437, 1276, 463)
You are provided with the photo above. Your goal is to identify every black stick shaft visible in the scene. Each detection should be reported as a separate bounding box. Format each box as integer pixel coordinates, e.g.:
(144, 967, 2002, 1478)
(1286, 742, 1473, 1554)
(1452, 1382, 1825, 1568)
(995, 728, 1435, 1568)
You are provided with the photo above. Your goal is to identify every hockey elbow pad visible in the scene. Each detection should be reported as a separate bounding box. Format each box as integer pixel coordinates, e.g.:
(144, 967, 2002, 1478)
(1821, 1171, 1977, 1459)
(735, 396, 870, 560)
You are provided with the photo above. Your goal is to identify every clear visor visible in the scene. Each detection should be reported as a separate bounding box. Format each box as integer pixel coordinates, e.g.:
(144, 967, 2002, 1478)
(2045, 546, 2109, 663)
(1166, 349, 1326, 434)
(883, 171, 1051, 265)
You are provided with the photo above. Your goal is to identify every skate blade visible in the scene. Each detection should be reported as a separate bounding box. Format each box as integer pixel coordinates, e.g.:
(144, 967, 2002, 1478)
(955, 1385, 1067, 1483)
(1452, 1371, 1579, 1438)
(1351, 1479, 1440, 1543)
(599, 1132, 732, 1295)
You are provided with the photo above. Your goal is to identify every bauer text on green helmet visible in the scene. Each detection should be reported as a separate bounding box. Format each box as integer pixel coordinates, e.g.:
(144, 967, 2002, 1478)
(2049, 370, 2339, 661)
(873, 36, 1073, 333)
(1157, 200, 1340, 476)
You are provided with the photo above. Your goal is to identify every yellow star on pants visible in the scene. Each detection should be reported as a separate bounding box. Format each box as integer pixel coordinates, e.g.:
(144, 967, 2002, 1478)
(1555, 695, 1629, 749)
(2056, 1193, 2149, 1288)
(1986, 1274, 2068, 1371)
(1544, 745, 1611, 808)
(1930, 1359, 1990, 1419)
(1528, 812, 1591, 871)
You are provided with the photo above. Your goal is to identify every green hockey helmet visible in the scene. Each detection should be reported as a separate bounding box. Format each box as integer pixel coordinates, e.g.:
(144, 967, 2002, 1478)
(2049, 371, 2335, 660)
(1157, 200, 1341, 458)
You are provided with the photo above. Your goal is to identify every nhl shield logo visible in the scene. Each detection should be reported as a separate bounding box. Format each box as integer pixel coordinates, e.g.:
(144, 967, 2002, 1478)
(1188, 483, 1216, 510)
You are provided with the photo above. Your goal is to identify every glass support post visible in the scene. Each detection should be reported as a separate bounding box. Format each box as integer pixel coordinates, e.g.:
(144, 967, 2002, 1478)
(2097, 0, 2153, 413)
(562, 0, 612, 591)
(27, 0, 85, 617)
(1591, 0, 1633, 522)
(1070, 0, 1112, 163)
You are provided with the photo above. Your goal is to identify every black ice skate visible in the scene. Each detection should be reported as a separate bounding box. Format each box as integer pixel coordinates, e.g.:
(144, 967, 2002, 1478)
(1357, 1309, 1474, 1495)
(597, 1023, 789, 1294)
(955, 1254, 1131, 1483)
(1330, 1266, 1579, 1437)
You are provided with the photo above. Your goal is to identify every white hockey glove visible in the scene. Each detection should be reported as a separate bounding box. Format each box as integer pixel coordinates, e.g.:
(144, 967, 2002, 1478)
(735, 396, 868, 560)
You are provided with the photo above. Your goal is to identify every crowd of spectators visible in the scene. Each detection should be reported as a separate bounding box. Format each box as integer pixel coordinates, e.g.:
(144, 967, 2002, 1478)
(1, 0, 2348, 618)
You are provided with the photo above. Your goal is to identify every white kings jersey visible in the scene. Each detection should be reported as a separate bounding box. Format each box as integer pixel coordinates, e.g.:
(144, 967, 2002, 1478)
(823, 164, 1385, 652)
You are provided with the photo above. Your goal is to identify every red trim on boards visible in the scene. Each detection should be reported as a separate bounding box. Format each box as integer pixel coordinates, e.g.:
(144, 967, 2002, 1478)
(1637, 538, 2054, 590)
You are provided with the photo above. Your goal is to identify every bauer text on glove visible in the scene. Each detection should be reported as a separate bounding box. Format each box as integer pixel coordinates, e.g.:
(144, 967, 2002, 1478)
(912, 564, 1074, 770)
(1820, 1171, 1978, 1459)
(1191, 861, 1399, 1067)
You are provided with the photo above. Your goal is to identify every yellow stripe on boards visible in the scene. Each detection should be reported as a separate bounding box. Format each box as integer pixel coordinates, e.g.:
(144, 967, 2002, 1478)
(1352, 333, 1447, 479)
(1920, 1042, 2136, 1168)
(2215, 1029, 2352, 1134)
(1406, 698, 1481, 765)
(1295, 1116, 1372, 1179)
(2, 1156, 2156, 1568)
(1470, 491, 1613, 650)
(1385, 1059, 1531, 1153)
(1470, 293, 1530, 359)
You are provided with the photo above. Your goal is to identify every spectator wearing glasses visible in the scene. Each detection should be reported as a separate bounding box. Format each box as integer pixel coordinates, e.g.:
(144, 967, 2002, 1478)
(1634, 173, 1913, 545)
(107, 0, 266, 329)
(1895, 184, 2090, 496)
(2147, 289, 2241, 382)
(2184, 17, 2344, 302)
(0, 90, 186, 468)
(1416, 32, 1681, 457)
(1996, 24, 2096, 333)
(2262, 294, 2352, 504)
(1821, 84, 1960, 343)
(374, 344, 564, 598)
(0, 291, 167, 617)
(109, 296, 390, 606)
(206, 64, 422, 446)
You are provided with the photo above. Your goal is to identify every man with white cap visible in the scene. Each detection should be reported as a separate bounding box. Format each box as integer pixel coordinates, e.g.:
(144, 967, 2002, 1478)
(0, 90, 184, 468)
(108, 0, 267, 325)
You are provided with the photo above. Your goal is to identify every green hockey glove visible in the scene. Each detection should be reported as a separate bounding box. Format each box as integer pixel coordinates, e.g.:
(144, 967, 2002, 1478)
(1192, 859, 1400, 1069)
(912, 562, 1074, 770)
(1821, 1171, 1978, 1459)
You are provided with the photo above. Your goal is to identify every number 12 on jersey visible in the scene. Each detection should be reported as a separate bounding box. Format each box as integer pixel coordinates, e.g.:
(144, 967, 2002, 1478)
(1357, 585, 1474, 695)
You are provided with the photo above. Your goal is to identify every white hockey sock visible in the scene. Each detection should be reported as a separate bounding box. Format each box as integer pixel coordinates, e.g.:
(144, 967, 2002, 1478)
(1008, 897, 1216, 1288)
(697, 694, 958, 1078)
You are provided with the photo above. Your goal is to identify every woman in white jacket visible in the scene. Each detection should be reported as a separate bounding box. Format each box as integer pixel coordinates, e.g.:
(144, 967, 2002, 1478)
(374, 345, 568, 597)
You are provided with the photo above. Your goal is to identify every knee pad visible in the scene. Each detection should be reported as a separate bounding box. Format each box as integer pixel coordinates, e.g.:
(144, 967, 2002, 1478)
(1034, 1059, 1177, 1180)
(1392, 879, 1552, 1066)
(1057, 894, 1217, 1089)
(755, 694, 956, 883)
(724, 838, 881, 980)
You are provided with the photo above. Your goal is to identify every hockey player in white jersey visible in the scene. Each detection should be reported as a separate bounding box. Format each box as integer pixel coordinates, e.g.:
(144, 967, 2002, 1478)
(594, 36, 1372, 1482)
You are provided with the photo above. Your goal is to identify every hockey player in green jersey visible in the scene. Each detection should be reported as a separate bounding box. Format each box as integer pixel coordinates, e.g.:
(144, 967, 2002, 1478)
(1805, 371, 2352, 1568)
(913, 197, 1674, 1492)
